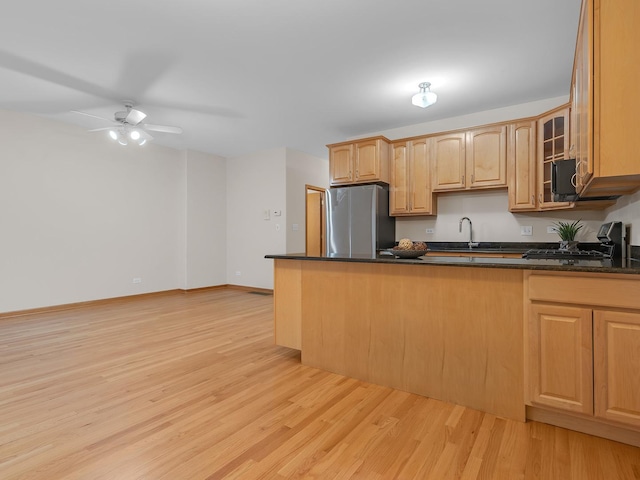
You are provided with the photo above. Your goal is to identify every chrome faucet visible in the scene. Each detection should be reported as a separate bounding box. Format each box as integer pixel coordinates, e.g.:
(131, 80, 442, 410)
(459, 217, 479, 248)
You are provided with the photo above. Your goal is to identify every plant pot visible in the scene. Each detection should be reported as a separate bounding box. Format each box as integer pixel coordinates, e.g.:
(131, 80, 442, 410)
(559, 240, 579, 251)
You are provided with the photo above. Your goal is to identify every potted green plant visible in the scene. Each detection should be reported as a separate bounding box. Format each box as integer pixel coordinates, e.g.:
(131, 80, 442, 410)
(552, 219, 583, 251)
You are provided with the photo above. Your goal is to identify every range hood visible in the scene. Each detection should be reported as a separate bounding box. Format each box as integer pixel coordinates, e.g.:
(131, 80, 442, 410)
(552, 159, 620, 202)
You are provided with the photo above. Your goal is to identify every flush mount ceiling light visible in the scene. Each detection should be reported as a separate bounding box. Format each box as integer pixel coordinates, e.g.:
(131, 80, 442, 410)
(411, 82, 438, 108)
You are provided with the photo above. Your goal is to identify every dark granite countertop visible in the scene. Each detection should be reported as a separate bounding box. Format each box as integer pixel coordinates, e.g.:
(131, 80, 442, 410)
(266, 249, 640, 275)
(402, 241, 604, 254)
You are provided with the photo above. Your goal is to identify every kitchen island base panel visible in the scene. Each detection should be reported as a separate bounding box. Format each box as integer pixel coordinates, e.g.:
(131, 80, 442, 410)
(298, 261, 525, 421)
(273, 259, 302, 350)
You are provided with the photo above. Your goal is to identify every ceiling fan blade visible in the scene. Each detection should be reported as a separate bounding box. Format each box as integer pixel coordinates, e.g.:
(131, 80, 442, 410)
(143, 124, 183, 134)
(88, 127, 117, 132)
(71, 110, 114, 123)
(125, 107, 146, 125)
(139, 130, 153, 141)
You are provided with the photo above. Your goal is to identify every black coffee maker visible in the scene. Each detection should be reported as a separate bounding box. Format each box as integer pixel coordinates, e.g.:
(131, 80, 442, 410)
(597, 221, 625, 264)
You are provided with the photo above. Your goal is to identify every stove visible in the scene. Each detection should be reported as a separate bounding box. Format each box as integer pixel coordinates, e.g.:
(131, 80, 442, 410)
(522, 249, 609, 260)
(523, 221, 624, 262)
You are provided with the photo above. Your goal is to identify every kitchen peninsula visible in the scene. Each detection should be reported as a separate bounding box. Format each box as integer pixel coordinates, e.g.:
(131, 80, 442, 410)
(266, 253, 640, 446)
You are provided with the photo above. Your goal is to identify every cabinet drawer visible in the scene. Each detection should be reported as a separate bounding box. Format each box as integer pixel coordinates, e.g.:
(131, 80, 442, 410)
(527, 273, 640, 310)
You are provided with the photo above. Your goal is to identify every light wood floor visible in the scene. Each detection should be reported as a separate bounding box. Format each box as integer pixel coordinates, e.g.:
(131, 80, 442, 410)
(1, 289, 639, 479)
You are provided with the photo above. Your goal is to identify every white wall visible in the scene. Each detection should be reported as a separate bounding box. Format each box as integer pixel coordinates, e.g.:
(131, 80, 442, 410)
(225, 147, 328, 289)
(605, 189, 640, 245)
(0, 110, 186, 312)
(396, 190, 606, 244)
(0, 110, 228, 313)
(0, 109, 328, 310)
(185, 150, 227, 289)
(285, 149, 329, 253)
(226, 148, 287, 289)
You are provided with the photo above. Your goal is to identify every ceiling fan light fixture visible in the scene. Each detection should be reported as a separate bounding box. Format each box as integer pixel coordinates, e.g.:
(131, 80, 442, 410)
(74, 104, 181, 146)
(412, 82, 438, 108)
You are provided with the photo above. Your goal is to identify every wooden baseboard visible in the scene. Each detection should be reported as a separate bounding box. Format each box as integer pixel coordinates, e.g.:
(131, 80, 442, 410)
(0, 284, 271, 319)
(527, 406, 640, 447)
(181, 285, 229, 293)
(0, 289, 183, 319)
(225, 284, 274, 295)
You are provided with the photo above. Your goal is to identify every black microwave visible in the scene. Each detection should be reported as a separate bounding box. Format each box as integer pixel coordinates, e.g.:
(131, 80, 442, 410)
(551, 159, 620, 202)
(551, 159, 579, 202)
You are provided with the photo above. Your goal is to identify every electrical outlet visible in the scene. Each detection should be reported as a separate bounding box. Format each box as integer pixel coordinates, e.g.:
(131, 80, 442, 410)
(235, 271, 241, 276)
(132, 277, 142, 284)
(426, 228, 435, 234)
(547, 225, 556, 234)
(292, 223, 299, 231)
(520, 226, 533, 236)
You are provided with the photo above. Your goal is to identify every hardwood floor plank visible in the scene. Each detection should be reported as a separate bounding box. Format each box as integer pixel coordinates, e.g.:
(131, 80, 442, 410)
(1, 288, 639, 479)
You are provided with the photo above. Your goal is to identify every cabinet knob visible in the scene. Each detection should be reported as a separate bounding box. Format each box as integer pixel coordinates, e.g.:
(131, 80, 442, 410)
(531, 194, 535, 204)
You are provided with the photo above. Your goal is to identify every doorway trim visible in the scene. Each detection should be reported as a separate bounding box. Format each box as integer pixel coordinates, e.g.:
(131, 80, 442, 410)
(305, 185, 326, 256)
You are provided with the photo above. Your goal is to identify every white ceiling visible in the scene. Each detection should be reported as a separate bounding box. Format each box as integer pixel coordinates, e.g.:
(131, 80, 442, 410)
(0, 0, 582, 159)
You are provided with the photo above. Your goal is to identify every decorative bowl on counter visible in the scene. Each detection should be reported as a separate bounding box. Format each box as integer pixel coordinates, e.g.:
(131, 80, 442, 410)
(388, 249, 429, 259)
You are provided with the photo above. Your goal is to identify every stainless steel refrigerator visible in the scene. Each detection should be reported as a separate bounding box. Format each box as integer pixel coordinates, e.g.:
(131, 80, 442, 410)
(325, 184, 396, 257)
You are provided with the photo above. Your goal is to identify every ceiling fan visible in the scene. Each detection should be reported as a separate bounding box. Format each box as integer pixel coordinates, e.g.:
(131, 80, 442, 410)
(71, 102, 183, 146)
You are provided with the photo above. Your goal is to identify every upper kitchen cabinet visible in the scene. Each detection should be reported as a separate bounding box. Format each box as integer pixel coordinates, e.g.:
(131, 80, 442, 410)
(537, 107, 574, 210)
(328, 137, 390, 186)
(572, 0, 640, 197)
(508, 120, 537, 211)
(389, 138, 436, 216)
(432, 125, 507, 192)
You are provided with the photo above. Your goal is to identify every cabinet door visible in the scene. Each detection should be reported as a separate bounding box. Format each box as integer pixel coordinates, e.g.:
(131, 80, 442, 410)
(537, 109, 574, 210)
(594, 310, 640, 428)
(508, 121, 537, 211)
(466, 125, 507, 188)
(590, 0, 640, 194)
(409, 138, 435, 215)
(355, 139, 386, 183)
(573, 0, 593, 193)
(432, 132, 466, 191)
(354, 139, 378, 181)
(528, 304, 593, 414)
(329, 144, 353, 185)
(389, 142, 409, 215)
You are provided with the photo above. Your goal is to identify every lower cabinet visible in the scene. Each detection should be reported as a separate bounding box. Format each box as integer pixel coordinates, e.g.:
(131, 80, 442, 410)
(528, 304, 593, 414)
(526, 272, 640, 431)
(594, 310, 640, 428)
